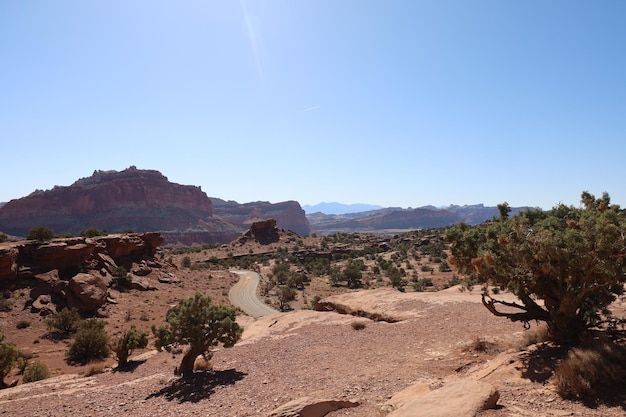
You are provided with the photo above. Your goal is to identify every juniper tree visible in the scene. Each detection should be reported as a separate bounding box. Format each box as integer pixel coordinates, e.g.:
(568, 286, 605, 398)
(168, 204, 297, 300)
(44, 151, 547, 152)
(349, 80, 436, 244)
(152, 292, 242, 377)
(446, 192, 626, 345)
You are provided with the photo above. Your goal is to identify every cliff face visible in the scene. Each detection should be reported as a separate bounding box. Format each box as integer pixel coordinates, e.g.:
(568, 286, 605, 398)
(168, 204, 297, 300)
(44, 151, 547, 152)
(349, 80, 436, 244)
(211, 199, 311, 237)
(0, 167, 311, 245)
(0, 167, 213, 237)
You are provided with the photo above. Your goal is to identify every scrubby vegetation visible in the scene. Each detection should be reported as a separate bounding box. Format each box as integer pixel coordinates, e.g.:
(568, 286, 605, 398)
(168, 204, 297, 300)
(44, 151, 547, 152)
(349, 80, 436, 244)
(446, 192, 626, 345)
(66, 319, 110, 364)
(110, 325, 149, 367)
(45, 307, 81, 338)
(152, 292, 242, 377)
(22, 361, 50, 383)
(26, 226, 55, 241)
(0, 332, 19, 389)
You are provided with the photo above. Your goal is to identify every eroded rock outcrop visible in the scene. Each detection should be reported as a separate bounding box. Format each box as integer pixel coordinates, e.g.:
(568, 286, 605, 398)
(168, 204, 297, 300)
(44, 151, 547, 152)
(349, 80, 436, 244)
(383, 379, 499, 417)
(212, 198, 310, 236)
(0, 167, 212, 238)
(266, 397, 359, 417)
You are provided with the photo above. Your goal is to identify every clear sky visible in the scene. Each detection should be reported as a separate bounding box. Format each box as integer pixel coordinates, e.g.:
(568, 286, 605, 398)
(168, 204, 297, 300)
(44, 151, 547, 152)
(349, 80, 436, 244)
(2, 1, 625, 210)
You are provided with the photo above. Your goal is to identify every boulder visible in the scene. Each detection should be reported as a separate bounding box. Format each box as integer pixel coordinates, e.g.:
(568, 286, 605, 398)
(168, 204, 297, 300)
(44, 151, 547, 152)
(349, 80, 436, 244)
(266, 397, 360, 417)
(67, 272, 108, 313)
(385, 379, 499, 417)
(158, 273, 180, 285)
(131, 261, 152, 276)
(31, 294, 57, 316)
(381, 383, 431, 414)
(130, 275, 157, 291)
(0, 246, 18, 280)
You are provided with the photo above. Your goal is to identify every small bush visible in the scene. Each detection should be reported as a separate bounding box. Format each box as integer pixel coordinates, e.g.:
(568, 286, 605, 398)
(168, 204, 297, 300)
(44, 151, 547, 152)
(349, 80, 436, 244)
(23, 361, 50, 383)
(45, 307, 81, 338)
(84, 363, 106, 377)
(464, 337, 499, 354)
(0, 297, 13, 312)
(351, 320, 367, 331)
(110, 325, 149, 366)
(181, 256, 192, 268)
(16, 320, 31, 330)
(0, 233, 7, 243)
(80, 227, 107, 238)
(66, 319, 109, 364)
(519, 325, 550, 349)
(554, 342, 626, 399)
(110, 266, 132, 291)
(27, 226, 55, 241)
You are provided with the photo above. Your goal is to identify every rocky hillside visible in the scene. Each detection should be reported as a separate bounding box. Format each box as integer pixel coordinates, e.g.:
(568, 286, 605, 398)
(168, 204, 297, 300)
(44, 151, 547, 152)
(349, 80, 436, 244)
(0, 168, 310, 245)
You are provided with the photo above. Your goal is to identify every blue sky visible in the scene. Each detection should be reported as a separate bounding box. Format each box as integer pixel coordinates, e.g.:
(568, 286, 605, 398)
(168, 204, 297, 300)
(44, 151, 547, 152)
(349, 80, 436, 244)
(1, 1, 625, 210)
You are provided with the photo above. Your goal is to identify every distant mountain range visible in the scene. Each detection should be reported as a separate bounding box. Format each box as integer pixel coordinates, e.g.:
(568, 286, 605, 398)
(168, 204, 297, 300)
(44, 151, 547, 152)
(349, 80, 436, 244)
(302, 202, 384, 215)
(306, 204, 529, 234)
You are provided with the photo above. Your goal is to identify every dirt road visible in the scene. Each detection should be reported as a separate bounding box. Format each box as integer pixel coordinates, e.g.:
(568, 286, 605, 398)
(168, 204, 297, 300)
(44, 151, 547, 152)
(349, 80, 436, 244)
(228, 270, 278, 318)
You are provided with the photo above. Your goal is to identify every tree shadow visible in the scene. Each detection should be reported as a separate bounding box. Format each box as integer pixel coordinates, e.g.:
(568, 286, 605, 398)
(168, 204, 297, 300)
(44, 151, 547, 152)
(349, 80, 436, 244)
(145, 369, 246, 403)
(517, 343, 567, 383)
(113, 359, 146, 373)
(516, 339, 626, 411)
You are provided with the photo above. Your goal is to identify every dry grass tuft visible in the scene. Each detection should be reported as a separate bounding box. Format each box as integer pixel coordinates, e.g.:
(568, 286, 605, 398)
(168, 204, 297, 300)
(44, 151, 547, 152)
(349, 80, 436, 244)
(464, 337, 499, 354)
(350, 320, 367, 331)
(554, 340, 626, 399)
(84, 363, 106, 377)
(518, 325, 550, 349)
(193, 356, 212, 372)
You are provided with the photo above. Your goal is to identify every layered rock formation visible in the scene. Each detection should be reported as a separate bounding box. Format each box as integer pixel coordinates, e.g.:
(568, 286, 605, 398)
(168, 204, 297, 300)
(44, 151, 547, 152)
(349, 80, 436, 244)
(0, 167, 310, 244)
(211, 198, 311, 237)
(1, 232, 164, 313)
(0, 167, 212, 237)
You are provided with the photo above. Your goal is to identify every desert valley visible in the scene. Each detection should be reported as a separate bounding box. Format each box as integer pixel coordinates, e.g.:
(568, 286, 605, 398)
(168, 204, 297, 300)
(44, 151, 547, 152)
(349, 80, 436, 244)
(0, 168, 625, 417)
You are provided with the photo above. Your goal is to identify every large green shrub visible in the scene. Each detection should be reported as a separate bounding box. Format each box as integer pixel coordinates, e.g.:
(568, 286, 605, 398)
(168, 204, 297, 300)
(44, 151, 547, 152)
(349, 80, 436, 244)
(26, 226, 55, 241)
(66, 319, 109, 364)
(0, 333, 19, 389)
(45, 307, 81, 338)
(446, 191, 626, 345)
(23, 361, 50, 383)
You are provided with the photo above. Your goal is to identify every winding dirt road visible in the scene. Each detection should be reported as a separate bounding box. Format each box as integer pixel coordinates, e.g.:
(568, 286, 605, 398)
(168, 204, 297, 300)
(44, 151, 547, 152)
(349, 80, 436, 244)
(229, 270, 279, 318)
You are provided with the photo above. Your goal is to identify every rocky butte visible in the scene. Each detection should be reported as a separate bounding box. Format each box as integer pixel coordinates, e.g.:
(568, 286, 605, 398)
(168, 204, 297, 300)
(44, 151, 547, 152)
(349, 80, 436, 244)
(0, 167, 310, 245)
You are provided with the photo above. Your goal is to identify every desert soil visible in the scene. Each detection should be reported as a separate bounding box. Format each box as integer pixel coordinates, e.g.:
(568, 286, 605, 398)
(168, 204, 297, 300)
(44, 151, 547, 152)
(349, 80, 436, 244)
(1, 245, 625, 416)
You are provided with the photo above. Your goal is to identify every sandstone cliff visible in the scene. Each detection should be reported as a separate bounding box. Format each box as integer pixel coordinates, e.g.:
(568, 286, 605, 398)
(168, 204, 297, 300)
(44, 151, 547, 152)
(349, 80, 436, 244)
(0, 167, 310, 245)
(0, 167, 213, 237)
(211, 198, 311, 236)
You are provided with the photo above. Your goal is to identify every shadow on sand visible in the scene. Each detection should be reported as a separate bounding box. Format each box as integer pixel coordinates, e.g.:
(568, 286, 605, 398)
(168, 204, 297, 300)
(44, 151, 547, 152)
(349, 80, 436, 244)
(145, 369, 246, 403)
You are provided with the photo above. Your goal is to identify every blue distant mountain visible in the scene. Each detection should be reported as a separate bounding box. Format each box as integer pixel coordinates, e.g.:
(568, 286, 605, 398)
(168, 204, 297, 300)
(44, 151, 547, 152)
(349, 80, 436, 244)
(302, 202, 384, 215)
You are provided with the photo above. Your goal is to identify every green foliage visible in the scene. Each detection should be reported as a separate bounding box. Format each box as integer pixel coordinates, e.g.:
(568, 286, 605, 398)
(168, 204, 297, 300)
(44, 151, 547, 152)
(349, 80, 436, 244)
(45, 307, 81, 338)
(80, 227, 107, 238)
(23, 361, 50, 383)
(0, 233, 7, 243)
(110, 266, 132, 291)
(343, 259, 366, 289)
(181, 256, 192, 268)
(16, 320, 31, 330)
(0, 296, 13, 312)
(387, 265, 406, 292)
(151, 292, 242, 377)
(446, 191, 626, 345)
(0, 332, 19, 389)
(277, 286, 297, 311)
(66, 319, 109, 364)
(26, 226, 55, 241)
(110, 325, 149, 366)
